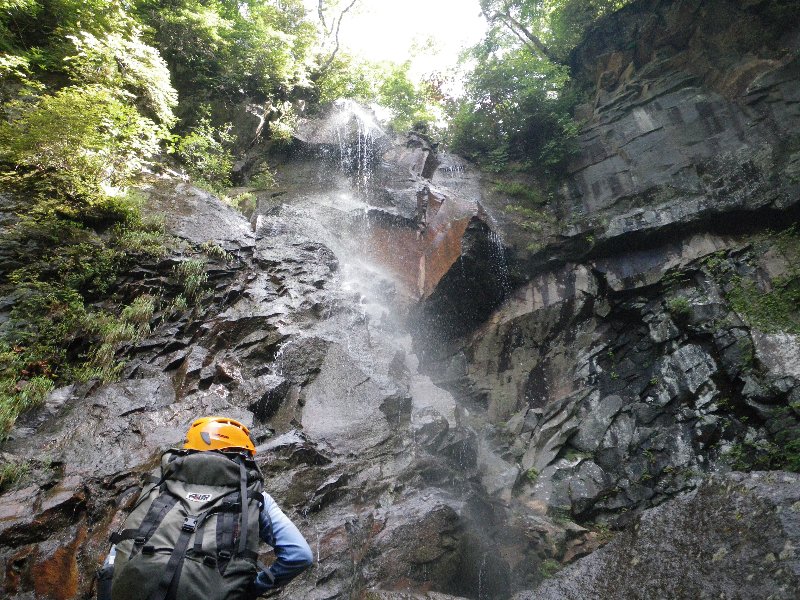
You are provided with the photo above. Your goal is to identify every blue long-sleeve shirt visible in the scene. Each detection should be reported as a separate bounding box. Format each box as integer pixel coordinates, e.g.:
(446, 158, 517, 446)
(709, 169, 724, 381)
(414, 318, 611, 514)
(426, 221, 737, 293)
(254, 492, 314, 591)
(104, 492, 313, 595)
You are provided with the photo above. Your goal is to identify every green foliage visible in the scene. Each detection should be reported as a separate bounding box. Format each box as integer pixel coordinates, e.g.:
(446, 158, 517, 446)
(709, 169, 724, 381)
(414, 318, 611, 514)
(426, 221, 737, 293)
(525, 467, 539, 483)
(199, 241, 232, 262)
(666, 297, 692, 319)
(725, 435, 800, 473)
(548, 0, 634, 58)
(479, 0, 634, 63)
(0, 285, 156, 429)
(313, 56, 439, 133)
(0, 456, 31, 491)
(172, 259, 208, 302)
(76, 296, 154, 382)
(377, 62, 436, 133)
(452, 0, 637, 175)
(448, 43, 578, 175)
(314, 52, 381, 105)
(65, 31, 177, 127)
(162, 294, 189, 319)
(174, 117, 235, 189)
(0, 85, 162, 203)
(504, 204, 555, 235)
(135, 0, 316, 123)
(269, 101, 300, 143)
(493, 180, 546, 205)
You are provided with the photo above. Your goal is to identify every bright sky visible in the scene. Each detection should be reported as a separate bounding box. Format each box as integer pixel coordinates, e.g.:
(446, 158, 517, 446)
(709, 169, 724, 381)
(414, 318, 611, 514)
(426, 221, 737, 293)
(306, 0, 488, 81)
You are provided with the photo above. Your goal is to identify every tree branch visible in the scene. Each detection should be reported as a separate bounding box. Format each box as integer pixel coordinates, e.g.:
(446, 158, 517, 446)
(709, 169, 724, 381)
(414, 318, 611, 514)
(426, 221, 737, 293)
(493, 9, 563, 64)
(318, 0, 359, 74)
(318, 0, 329, 34)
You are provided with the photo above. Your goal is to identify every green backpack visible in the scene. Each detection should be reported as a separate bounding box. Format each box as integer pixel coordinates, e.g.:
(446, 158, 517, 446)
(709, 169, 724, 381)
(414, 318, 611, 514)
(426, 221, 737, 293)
(107, 449, 265, 600)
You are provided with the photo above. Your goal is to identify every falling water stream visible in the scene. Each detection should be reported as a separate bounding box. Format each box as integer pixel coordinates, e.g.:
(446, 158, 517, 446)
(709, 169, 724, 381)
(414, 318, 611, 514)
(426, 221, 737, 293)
(254, 101, 520, 598)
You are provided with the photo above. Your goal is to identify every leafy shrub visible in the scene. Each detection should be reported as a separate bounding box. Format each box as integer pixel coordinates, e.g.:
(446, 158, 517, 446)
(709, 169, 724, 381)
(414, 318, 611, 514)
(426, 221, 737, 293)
(172, 259, 208, 301)
(448, 40, 578, 175)
(65, 31, 177, 127)
(268, 102, 299, 144)
(0, 84, 162, 203)
(174, 117, 234, 189)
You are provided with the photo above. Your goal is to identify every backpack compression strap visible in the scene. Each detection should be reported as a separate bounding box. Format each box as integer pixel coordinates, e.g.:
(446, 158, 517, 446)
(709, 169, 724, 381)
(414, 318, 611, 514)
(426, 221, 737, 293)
(110, 493, 180, 555)
(148, 514, 202, 600)
(192, 490, 263, 574)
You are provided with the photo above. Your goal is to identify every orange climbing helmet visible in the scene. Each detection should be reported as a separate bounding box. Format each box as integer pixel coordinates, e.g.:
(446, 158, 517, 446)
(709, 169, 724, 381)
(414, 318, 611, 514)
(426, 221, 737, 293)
(183, 416, 256, 456)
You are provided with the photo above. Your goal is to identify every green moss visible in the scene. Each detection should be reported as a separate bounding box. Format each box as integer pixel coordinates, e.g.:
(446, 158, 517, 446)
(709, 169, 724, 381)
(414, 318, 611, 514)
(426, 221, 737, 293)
(539, 558, 562, 579)
(727, 276, 800, 334)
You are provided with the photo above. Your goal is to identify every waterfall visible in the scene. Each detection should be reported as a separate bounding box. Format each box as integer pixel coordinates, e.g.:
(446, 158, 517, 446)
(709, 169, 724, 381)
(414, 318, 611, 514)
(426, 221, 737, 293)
(488, 229, 512, 296)
(330, 99, 383, 193)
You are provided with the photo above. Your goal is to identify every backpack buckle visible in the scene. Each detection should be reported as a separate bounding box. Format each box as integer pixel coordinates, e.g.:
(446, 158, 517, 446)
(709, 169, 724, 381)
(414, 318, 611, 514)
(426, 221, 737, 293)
(203, 555, 217, 568)
(182, 517, 199, 532)
(141, 545, 155, 555)
(134, 536, 147, 546)
(218, 550, 231, 561)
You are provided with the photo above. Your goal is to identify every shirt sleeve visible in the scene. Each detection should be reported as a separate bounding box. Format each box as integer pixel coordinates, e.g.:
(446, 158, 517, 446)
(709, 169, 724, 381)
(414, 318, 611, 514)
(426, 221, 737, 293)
(251, 492, 313, 593)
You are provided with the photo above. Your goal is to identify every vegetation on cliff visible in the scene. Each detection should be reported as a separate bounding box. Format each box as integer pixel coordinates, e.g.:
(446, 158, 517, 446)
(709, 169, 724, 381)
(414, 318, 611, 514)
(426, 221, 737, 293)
(447, 0, 633, 176)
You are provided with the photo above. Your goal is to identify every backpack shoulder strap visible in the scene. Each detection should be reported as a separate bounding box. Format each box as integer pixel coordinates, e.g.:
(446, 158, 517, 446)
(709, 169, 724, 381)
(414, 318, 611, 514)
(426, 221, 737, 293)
(110, 492, 180, 552)
(237, 457, 249, 555)
(109, 452, 186, 549)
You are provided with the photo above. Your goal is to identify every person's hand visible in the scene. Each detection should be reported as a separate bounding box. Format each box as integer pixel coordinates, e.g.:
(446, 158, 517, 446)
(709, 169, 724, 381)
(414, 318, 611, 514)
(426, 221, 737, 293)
(246, 569, 275, 599)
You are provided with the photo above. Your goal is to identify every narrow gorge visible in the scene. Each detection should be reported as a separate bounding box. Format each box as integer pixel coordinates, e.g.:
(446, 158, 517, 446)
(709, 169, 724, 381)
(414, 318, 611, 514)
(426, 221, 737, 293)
(1, 0, 799, 599)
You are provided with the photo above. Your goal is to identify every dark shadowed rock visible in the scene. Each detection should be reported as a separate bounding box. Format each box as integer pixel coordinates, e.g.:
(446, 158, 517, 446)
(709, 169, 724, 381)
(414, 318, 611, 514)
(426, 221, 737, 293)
(523, 472, 800, 600)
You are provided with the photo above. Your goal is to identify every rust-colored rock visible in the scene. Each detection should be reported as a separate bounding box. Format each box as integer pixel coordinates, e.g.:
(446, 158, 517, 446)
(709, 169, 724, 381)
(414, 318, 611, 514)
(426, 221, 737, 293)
(32, 523, 87, 600)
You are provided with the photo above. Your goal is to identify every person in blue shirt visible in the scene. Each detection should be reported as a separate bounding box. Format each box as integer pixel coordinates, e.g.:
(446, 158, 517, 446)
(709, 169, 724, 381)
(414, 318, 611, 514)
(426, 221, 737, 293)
(102, 417, 313, 599)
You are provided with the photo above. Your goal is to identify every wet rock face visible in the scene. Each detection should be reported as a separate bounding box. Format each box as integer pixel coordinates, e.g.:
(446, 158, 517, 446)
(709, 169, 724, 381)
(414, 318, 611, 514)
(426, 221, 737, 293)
(409, 0, 800, 527)
(523, 471, 800, 600)
(431, 229, 800, 525)
(563, 0, 800, 243)
(0, 124, 548, 599)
